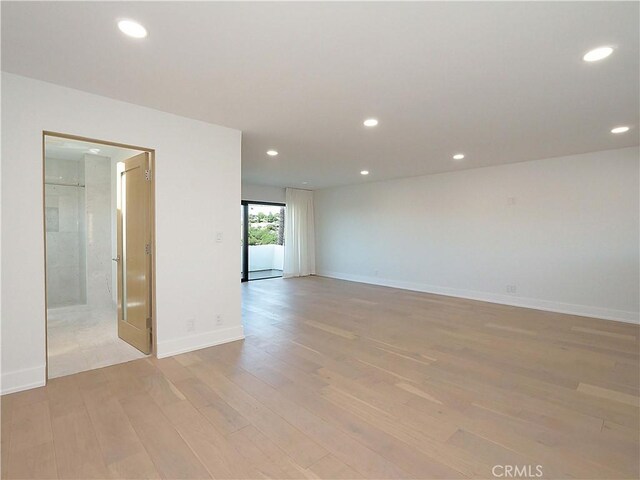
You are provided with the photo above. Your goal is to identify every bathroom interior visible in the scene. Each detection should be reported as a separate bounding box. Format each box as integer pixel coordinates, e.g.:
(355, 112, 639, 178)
(44, 135, 147, 378)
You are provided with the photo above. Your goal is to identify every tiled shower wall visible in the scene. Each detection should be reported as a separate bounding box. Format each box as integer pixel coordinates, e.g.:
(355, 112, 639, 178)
(45, 155, 114, 309)
(45, 158, 87, 307)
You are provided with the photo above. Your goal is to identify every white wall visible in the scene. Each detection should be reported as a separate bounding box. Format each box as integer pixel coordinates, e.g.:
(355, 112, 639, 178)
(242, 182, 286, 203)
(315, 147, 640, 324)
(1, 73, 243, 394)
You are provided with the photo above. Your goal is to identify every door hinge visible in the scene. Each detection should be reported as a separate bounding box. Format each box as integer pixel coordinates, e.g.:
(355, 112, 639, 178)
(145, 169, 152, 181)
(146, 317, 152, 329)
(145, 243, 152, 255)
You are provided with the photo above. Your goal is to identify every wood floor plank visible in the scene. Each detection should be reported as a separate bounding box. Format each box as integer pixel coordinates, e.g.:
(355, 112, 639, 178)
(188, 361, 329, 469)
(199, 401, 250, 436)
(6, 442, 58, 479)
(306, 454, 364, 479)
(304, 319, 358, 340)
(9, 400, 53, 453)
(2, 276, 638, 479)
(158, 399, 263, 479)
(50, 408, 111, 479)
(2, 395, 14, 480)
(571, 326, 637, 341)
(227, 424, 310, 479)
(235, 372, 414, 479)
(395, 382, 443, 405)
(172, 375, 252, 436)
(119, 392, 212, 479)
(140, 373, 187, 407)
(485, 322, 537, 336)
(6, 399, 58, 479)
(81, 384, 160, 479)
(577, 382, 640, 407)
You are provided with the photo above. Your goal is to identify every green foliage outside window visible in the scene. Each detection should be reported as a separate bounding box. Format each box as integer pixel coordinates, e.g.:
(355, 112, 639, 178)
(247, 207, 285, 246)
(248, 225, 278, 245)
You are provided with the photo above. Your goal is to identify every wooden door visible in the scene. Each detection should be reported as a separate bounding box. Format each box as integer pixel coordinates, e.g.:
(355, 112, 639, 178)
(117, 153, 152, 354)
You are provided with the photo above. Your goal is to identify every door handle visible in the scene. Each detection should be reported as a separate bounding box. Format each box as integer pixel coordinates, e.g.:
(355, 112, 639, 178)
(112, 256, 121, 262)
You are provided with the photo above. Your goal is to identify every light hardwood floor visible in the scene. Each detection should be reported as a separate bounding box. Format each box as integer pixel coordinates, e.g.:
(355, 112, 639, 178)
(2, 276, 639, 479)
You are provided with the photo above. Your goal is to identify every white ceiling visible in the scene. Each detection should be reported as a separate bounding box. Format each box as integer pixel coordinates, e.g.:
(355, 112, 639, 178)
(3, 2, 638, 189)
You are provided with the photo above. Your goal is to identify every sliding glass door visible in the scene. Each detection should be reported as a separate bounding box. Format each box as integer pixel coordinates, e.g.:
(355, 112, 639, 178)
(241, 201, 285, 282)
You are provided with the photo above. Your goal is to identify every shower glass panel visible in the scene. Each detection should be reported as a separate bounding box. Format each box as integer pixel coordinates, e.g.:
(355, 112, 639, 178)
(44, 158, 87, 307)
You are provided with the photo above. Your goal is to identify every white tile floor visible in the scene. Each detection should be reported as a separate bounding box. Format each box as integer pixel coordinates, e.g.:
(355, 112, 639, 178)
(47, 304, 147, 379)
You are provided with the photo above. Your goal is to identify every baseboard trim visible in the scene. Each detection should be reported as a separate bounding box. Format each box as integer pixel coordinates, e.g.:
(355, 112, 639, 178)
(1, 365, 46, 395)
(317, 271, 639, 325)
(156, 325, 245, 359)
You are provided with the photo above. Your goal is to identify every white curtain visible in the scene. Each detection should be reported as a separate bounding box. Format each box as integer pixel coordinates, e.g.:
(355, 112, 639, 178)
(283, 188, 316, 278)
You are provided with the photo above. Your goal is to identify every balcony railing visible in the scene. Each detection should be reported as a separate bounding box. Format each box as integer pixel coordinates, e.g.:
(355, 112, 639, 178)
(249, 244, 283, 272)
(242, 244, 284, 279)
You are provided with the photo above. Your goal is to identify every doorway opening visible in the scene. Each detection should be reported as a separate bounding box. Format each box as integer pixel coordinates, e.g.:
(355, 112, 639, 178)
(43, 133, 155, 379)
(241, 201, 285, 281)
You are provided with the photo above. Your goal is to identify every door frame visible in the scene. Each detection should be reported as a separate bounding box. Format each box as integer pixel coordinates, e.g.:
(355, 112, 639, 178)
(42, 131, 157, 382)
(240, 200, 286, 282)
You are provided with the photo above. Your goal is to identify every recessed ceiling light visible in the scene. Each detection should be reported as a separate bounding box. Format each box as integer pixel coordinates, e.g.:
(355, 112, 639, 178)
(363, 118, 378, 127)
(611, 126, 630, 134)
(118, 19, 148, 39)
(88, 148, 101, 154)
(453, 153, 465, 160)
(266, 150, 278, 156)
(583, 46, 613, 62)
(360, 170, 369, 175)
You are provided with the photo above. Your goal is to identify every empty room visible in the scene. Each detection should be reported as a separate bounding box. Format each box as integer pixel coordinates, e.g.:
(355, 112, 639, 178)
(1, 2, 638, 480)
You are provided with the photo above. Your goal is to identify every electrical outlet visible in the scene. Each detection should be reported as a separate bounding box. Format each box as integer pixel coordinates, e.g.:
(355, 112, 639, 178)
(216, 231, 224, 243)
(215, 314, 223, 326)
(506, 285, 517, 294)
(186, 318, 195, 332)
